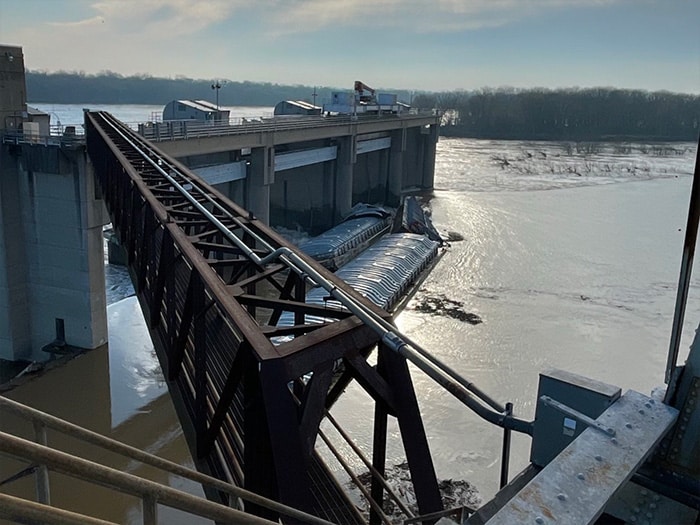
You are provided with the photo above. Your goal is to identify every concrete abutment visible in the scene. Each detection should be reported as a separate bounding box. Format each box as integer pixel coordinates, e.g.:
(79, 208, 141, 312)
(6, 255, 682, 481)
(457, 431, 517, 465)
(0, 143, 110, 362)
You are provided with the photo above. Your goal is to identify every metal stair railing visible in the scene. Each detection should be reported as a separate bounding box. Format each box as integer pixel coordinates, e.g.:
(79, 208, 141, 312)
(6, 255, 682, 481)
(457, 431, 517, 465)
(0, 492, 117, 525)
(0, 395, 334, 525)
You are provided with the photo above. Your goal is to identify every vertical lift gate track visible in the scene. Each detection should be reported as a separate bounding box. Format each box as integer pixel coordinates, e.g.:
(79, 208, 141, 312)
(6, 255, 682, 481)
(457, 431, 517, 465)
(85, 111, 444, 523)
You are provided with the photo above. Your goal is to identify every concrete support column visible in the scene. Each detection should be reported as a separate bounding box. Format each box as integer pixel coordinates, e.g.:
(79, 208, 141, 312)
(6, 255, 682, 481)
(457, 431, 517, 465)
(79, 156, 110, 350)
(380, 147, 390, 204)
(0, 145, 110, 362)
(28, 150, 109, 358)
(0, 148, 31, 361)
(248, 145, 274, 224)
(334, 136, 355, 221)
(321, 158, 335, 231)
(413, 129, 425, 188)
(387, 128, 406, 207)
(421, 124, 439, 190)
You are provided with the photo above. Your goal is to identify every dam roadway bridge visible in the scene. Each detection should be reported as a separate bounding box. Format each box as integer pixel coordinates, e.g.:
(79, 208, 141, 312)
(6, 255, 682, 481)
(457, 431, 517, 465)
(137, 109, 441, 233)
(85, 110, 508, 524)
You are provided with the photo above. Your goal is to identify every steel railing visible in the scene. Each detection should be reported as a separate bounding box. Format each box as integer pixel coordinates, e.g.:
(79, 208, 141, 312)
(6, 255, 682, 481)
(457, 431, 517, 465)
(97, 108, 527, 497)
(2, 109, 440, 148)
(137, 110, 441, 142)
(0, 395, 334, 525)
(1, 130, 84, 147)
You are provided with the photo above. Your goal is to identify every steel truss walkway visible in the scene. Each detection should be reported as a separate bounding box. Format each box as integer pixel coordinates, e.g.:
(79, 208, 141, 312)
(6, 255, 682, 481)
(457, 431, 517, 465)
(85, 111, 447, 523)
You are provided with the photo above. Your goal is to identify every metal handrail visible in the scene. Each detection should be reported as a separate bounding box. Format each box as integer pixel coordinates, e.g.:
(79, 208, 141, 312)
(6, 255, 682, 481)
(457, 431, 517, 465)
(317, 429, 392, 525)
(0, 396, 334, 525)
(0, 492, 118, 525)
(0, 131, 84, 147)
(138, 111, 440, 142)
(323, 409, 415, 519)
(97, 110, 527, 492)
(0, 430, 279, 525)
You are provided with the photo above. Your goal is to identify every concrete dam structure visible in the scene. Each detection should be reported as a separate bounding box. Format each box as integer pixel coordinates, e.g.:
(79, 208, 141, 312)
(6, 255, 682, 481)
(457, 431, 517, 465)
(141, 109, 440, 234)
(0, 43, 440, 363)
(0, 45, 109, 363)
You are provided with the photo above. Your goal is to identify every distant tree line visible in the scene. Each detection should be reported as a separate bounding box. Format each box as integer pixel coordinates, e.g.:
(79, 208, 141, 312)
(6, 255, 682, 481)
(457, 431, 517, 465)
(27, 72, 699, 141)
(26, 70, 340, 107)
(413, 88, 700, 141)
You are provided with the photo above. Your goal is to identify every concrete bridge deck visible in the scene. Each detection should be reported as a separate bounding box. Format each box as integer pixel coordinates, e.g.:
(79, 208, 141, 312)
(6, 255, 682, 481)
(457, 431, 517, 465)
(138, 110, 441, 233)
(140, 111, 441, 155)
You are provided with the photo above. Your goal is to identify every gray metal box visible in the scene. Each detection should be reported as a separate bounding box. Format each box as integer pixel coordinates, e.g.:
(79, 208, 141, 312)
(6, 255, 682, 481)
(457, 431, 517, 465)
(377, 93, 397, 105)
(530, 368, 621, 467)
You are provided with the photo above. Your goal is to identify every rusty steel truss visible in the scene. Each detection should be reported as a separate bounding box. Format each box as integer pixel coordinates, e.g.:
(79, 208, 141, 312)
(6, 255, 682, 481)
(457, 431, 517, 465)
(85, 111, 443, 523)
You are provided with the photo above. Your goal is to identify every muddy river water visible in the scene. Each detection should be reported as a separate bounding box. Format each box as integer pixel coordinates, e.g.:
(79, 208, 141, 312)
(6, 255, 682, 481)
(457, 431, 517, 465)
(1, 114, 697, 523)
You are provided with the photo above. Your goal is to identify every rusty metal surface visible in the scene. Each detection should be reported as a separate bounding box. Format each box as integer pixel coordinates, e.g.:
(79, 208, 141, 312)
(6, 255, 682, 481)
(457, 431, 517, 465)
(84, 111, 443, 524)
(486, 390, 678, 525)
(86, 111, 381, 522)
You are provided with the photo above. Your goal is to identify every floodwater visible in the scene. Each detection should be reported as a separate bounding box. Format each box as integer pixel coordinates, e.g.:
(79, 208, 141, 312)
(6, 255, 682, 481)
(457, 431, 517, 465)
(326, 138, 699, 502)
(1, 104, 698, 522)
(0, 299, 209, 524)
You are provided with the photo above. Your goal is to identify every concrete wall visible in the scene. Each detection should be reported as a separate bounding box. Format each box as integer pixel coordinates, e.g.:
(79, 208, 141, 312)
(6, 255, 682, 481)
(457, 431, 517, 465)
(167, 120, 439, 233)
(269, 161, 334, 234)
(0, 45, 25, 133)
(0, 146, 32, 359)
(352, 148, 390, 206)
(0, 143, 109, 361)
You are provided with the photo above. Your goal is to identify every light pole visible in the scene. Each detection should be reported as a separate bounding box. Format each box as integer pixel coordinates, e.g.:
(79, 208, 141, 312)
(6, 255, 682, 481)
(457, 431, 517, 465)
(211, 81, 222, 122)
(312, 86, 317, 108)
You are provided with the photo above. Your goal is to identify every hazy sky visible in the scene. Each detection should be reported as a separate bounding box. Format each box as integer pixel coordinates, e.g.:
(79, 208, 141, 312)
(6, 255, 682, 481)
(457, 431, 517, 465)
(1, 0, 698, 93)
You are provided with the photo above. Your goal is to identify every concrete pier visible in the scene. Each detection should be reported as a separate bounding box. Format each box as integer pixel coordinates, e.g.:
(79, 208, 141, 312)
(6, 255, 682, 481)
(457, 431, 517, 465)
(0, 140, 110, 362)
(0, 46, 109, 362)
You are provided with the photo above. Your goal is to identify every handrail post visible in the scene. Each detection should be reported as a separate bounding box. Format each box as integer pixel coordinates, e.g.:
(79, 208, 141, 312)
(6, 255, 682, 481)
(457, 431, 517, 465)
(499, 402, 513, 489)
(143, 495, 158, 525)
(32, 421, 51, 505)
(665, 136, 700, 394)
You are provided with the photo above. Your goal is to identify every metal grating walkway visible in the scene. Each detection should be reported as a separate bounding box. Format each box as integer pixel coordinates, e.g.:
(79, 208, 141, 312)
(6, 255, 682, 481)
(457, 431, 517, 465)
(84, 111, 444, 523)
